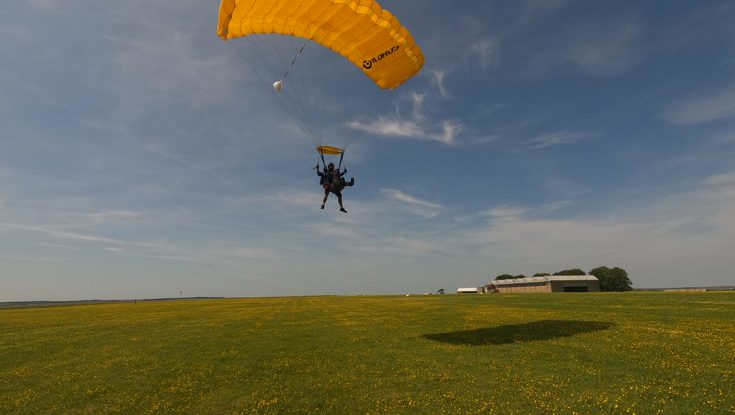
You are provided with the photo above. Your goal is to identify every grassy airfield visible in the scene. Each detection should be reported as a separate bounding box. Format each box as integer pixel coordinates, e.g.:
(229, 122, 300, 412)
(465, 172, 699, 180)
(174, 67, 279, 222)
(1, 292, 734, 414)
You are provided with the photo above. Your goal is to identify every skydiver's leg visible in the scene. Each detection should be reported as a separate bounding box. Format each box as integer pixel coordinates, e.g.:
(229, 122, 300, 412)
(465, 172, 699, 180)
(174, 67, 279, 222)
(335, 191, 347, 213)
(321, 186, 330, 209)
(345, 177, 354, 186)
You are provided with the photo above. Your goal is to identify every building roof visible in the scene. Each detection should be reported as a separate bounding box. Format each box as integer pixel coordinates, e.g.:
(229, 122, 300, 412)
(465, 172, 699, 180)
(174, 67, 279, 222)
(457, 287, 480, 291)
(490, 275, 599, 286)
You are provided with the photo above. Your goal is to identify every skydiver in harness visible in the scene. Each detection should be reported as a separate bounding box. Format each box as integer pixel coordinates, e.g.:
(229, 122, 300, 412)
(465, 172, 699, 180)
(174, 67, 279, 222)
(316, 162, 354, 213)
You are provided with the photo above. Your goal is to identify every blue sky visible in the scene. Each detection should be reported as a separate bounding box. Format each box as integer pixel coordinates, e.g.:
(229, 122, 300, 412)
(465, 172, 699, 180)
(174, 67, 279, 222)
(2, 0, 735, 301)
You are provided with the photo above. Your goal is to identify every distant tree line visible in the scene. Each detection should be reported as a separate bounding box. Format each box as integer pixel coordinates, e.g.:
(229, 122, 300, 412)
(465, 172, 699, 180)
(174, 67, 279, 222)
(493, 267, 633, 291)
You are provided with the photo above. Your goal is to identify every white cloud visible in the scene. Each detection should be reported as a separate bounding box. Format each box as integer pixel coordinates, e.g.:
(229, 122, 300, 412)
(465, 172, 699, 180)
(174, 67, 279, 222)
(663, 83, 735, 125)
(429, 70, 450, 100)
(37, 243, 82, 251)
(458, 173, 735, 286)
(213, 247, 280, 260)
(305, 223, 359, 239)
(89, 210, 143, 225)
(272, 190, 323, 208)
(104, 28, 235, 108)
(127, 240, 281, 264)
(132, 239, 181, 252)
(0, 254, 71, 263)
(482, 206, 529, 218)
(345, 236, 438, 256)
(349, 118, 423, 138)
(468, 38, 502, 71)
(381, 189, 444, 218)
(0, 223, 126, 245)
(437, 121, 464, 145)
(25, 0, 58, 12)
(538, 200, 572, 212)
(519, 0, 570, 23)
(703, 171, 735, 187)
(348, 88, 464, 145)
(525, 130, 594, 149)
(564, 22, 643, 75)
(135, 254, 198, 262)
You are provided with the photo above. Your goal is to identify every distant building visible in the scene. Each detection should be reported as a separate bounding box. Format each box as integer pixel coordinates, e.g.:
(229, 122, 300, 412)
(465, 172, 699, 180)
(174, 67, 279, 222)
(457, 287, 485, 294)
(487, 275, 600, 293)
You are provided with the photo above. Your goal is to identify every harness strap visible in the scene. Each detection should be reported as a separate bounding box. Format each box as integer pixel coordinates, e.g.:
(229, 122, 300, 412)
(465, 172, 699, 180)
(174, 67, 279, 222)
(319, 148, 327, 167)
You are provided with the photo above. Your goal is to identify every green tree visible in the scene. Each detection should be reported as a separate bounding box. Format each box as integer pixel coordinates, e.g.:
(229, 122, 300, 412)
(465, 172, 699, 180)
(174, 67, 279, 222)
(589, 266, 633, 291)
(437, 288, 445, 295)
(533, 273, 550, 277)
(514, 274, 527, 279)
(495, 274, 515, 280)
(554, 268, 586, 276)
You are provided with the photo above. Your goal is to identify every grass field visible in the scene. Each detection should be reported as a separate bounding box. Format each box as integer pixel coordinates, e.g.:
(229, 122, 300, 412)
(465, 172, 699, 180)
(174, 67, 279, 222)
(1, 292, 734, 414)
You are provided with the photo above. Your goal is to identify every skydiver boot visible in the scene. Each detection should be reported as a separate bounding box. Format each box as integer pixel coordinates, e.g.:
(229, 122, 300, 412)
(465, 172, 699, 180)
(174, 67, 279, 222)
(348, 177, 355, 186)
(340, 207, 348, 213)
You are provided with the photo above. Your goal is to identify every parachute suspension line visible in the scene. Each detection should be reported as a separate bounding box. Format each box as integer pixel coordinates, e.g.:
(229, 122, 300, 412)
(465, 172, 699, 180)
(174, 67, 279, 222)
(337, 151, 344, 170)
(266, 39, 313, 140)
(281, 38, 318, 144)
(334, 51, 368, 153)
(293, 40, 320, 146)
(270, 38, 320, 146)
(305, 38, 325, 141)
(281, 41, 308, 81)
(229, 39, 309, 139)
(228, 39, 310, 140)
(250, 37, 319, 147)
(339, 53, 352, 152)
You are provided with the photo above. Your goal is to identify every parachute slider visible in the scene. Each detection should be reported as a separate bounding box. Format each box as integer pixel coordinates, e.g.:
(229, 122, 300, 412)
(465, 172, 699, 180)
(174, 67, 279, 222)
(316, 146, 344, 155)
(273, 80, 284, 92)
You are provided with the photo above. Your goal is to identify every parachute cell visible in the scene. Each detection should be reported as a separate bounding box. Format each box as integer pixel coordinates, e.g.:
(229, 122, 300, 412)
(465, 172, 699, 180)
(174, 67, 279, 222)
(217, 0, 425, 89)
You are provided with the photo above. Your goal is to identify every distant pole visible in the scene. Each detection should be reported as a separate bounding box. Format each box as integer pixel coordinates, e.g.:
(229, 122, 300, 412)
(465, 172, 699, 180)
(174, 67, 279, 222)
(180, 290, 183, 298)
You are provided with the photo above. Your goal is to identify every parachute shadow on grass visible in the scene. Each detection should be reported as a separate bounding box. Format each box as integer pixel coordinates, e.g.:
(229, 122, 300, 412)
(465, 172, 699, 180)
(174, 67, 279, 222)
(422, 320, 614, 346)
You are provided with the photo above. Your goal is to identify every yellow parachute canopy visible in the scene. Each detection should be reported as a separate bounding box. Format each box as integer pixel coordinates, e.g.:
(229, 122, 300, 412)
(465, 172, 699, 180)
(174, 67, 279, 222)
(316, 145, 344, 155)
(217, 0, 425, 89)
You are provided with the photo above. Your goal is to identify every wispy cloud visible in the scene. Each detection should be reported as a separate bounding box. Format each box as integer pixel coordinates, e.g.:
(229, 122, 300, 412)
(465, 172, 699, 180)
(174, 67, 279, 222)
(482, 206, 529, 218)
(525, 130, 595, 149)
(663, 83, 735, 125)
(210, 247, 280, 261)
(348, 91, 464, 145)
(37, 243, 82, 251)
(0, 223, 126, 245)
(703, 171, 735, 186)
(381, 189, 444, 218)
(304, 223, 359, 239)
(0, 254, 71, 263)
(564, 21, 643, 76)
(25, 0, 58, 12)
(89, 210, 144, 225)
(519, 0, 570, 24)
(467, 38, 502, 71)
(345, 236, 438, 256)
(459, 171, 735, 284)
(429, 70, 451, 100)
